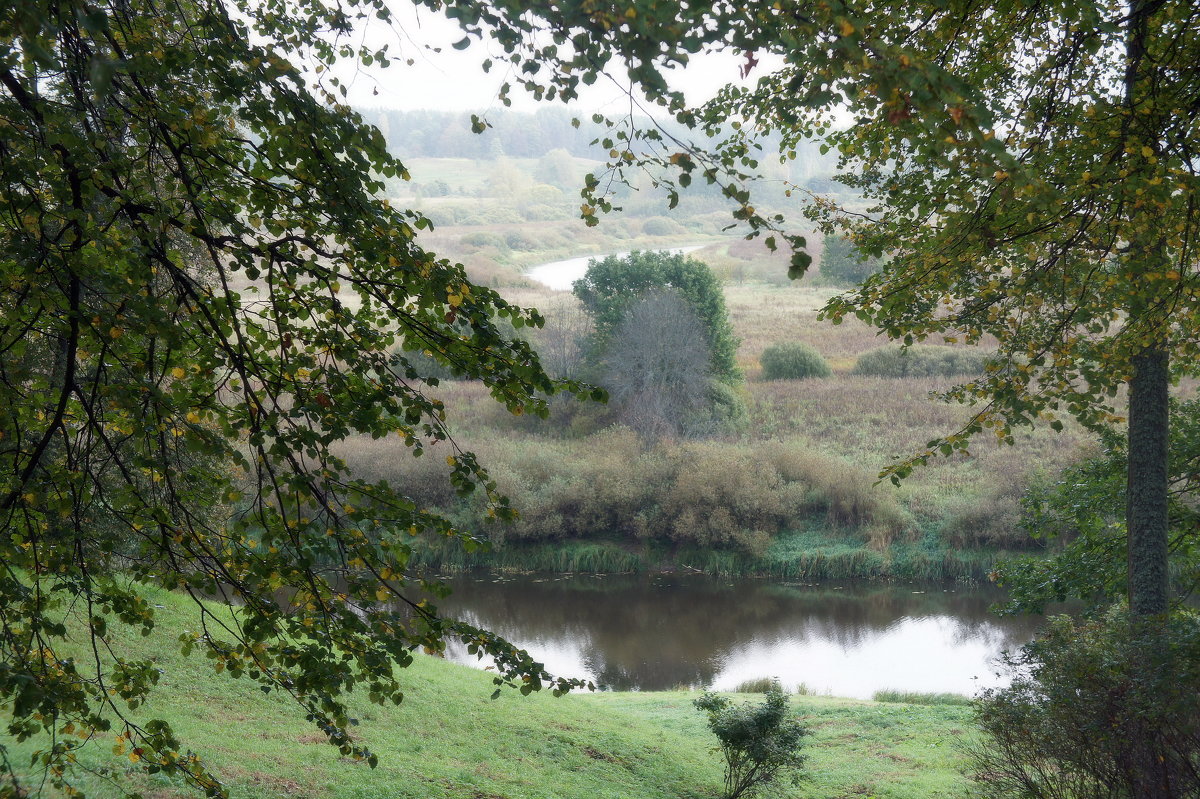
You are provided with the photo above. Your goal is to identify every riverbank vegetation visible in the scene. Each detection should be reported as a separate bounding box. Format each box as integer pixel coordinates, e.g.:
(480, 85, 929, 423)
(339, 230, 1093, 579)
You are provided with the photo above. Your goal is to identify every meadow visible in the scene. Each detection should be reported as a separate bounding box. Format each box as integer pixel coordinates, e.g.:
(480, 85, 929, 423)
(338, 230, 1093, 577)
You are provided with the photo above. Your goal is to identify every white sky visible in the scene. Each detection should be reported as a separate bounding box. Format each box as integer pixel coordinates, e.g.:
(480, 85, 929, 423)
(330, 0, 780, 114)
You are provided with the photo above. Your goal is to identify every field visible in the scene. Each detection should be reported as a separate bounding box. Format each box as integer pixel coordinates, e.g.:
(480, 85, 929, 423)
(229, 154, 1099, 575)
(7, 587, 978, 799)
(336, 230, 1094, 575)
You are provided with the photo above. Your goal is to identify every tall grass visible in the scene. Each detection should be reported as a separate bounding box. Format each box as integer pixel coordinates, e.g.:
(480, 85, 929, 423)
(733, 677, 784, 694)
(408, 539, 644, 574)
(873, 690, 972, 706)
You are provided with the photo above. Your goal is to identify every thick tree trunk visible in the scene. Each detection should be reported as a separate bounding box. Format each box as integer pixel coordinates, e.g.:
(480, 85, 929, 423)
(1126, 346, 1170, 618)
(1126, 346, 1172, 798)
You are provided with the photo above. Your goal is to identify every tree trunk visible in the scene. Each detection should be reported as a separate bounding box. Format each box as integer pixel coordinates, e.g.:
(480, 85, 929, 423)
(1126, 346, 1172, 798)
(1126, 346, 1170, 618)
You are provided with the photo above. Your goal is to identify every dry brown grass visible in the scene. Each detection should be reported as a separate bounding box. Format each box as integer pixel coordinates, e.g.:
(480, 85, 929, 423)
(322, 273, 1108, 549)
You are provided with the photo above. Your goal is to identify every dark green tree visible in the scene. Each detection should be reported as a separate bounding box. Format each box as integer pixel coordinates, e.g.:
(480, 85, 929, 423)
(573, 250, 740, 384)
(819, 234, 880, 286)
(0, 2, 592, 795)
(996, 397, 1200, 615)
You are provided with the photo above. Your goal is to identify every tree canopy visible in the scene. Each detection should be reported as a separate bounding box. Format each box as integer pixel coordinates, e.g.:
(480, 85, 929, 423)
(819, 234, 880, 287)
(573, 250, 740, 384)
(0, 1, 594, 795)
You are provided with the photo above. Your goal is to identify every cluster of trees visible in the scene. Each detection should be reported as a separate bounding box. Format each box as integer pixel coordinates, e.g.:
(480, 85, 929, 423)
(357, 107, 838, 186)
(358, 107, 614, 160)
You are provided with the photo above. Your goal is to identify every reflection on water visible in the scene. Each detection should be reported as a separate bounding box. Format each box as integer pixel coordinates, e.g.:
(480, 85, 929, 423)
(434, 574, 1052, 698)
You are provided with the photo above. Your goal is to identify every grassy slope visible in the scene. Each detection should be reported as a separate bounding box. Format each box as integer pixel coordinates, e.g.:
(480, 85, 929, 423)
(8, 587, 975, 799)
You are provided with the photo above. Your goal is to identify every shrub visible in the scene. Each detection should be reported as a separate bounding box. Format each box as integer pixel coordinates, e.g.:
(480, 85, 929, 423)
(459, 231, 508, 250)
(968, 609, 1200, 799)
(852, 344, 989, 378)
(694, 688, 808, 799)
(504, 230, 538, 250)
(700, 379, 750, 434)
(759, 342, 831, 380)
(420, 205, 459, 227)
(519, 203, 569, 221)
(641, 215, 684, 236)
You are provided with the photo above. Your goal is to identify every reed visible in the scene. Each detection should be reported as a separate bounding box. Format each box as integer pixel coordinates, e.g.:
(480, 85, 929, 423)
(872, 690, 973, 706)
(408, 539, 644, 574)
(732, 677, 784, 694)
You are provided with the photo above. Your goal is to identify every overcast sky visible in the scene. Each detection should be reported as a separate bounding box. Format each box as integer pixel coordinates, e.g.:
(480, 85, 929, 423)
(331, 1, 778, 113)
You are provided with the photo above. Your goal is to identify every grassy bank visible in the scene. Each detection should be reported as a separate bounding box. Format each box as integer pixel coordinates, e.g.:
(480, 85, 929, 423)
(8, 587, 976, 799)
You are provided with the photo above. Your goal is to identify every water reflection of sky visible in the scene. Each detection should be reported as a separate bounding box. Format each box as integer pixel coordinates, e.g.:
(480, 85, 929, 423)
(711, 616, 1007, 697)
(433, 575, 1048, 698)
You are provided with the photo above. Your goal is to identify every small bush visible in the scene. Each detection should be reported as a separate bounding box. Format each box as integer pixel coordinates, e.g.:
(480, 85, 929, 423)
(852, 345, 989, 378)
(759, 342, 831, 380)
(694, 688, 808, 799)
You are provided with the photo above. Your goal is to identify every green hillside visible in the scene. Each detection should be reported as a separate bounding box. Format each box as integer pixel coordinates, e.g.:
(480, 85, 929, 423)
(7, 586, 975, 798)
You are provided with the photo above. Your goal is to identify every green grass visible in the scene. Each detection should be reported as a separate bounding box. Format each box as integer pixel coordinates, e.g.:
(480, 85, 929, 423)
(7, 587, 978, 799)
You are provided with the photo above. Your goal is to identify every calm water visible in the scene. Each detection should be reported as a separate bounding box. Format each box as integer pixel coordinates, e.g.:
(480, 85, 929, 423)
(526, 245, 707, 290)
(434, 574, 1052, 698)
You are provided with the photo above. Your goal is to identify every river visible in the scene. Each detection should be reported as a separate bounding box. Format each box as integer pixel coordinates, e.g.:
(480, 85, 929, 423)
(434, 573, 1054, 698)
(525, 245, 708, 290)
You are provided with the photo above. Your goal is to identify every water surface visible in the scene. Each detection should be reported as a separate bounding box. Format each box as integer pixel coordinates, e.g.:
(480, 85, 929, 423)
(436, 573, 1050, 698)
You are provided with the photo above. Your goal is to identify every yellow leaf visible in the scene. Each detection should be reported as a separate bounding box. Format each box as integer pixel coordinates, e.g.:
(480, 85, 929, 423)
(171, 367, 186, 379)
(839, 19, 855, 35)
